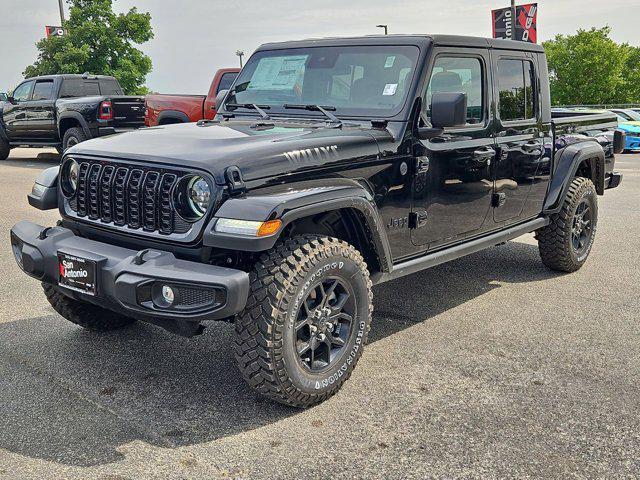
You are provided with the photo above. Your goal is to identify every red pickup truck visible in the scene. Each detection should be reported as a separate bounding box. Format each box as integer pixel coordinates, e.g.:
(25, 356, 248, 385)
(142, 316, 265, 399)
(144, 68, 239, 126)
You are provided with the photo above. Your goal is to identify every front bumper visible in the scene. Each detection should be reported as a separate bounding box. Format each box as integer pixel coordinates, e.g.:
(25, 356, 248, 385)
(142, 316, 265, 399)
(605, 171, 623, 190)
(10, 221, 250, 326)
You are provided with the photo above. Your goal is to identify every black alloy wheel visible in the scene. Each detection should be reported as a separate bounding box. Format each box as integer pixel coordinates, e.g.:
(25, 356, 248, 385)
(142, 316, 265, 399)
(295, 277, 355, 372)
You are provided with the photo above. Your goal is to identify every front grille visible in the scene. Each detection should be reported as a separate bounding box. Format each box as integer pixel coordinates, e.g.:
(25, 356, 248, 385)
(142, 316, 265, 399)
(68, 159, 192, 235)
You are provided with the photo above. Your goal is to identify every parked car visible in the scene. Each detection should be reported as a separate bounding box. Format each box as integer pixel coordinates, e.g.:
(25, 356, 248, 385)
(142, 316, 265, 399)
(0, 74, 145, 160)
(144, 68, 239, 126)
(609, 109, 640, 152)
(14, 35, 623, 408)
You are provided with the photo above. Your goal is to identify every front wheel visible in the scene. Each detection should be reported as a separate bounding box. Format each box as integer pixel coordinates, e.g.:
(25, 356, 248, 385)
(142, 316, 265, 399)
(537, 177, 598, 272)
(234, 235, 373, 408)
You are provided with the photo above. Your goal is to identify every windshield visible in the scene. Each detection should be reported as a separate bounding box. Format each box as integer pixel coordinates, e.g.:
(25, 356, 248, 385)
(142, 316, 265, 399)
(225, 45, 420, 118)
(622, 110, 640, 121)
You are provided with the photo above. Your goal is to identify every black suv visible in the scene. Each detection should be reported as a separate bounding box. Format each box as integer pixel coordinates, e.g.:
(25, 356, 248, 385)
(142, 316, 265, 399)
(11, 35, 623, 407)
(0, 74, 145, 159)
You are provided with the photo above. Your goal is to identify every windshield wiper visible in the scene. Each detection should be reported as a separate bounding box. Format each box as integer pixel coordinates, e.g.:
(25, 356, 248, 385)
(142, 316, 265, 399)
(283, 104, 342, 127)
(225, 103, 271, 120)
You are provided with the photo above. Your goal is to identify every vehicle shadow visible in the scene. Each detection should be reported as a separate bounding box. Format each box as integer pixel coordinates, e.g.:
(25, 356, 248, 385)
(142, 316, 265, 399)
(1, 151, 61, 169)
(0, 240, 559, 467)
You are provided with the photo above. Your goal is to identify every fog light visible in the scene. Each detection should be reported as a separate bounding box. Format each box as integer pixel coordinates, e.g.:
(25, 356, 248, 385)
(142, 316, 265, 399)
(161, 285, 175, 305)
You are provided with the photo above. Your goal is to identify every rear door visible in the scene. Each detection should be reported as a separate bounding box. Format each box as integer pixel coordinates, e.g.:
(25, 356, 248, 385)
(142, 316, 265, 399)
(411, 48, 496, 248)
(27, 79, 57, 140)
(3, 80, 34, 139)
(491, 51, 548, 224)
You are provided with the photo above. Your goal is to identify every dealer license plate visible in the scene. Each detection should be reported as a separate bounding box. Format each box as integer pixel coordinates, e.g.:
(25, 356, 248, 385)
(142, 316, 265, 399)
(58, 252, 97, 296)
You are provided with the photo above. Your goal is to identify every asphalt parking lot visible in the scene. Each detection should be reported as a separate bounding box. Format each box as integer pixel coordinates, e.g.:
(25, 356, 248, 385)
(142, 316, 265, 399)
(0, 148, 639, 479)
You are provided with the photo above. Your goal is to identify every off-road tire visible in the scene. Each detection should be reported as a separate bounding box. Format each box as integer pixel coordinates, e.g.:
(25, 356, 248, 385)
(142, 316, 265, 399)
(537, 177, 598, 272)
(43, 283, 136, 331)
(234, 235, 373, 408)
(62, 127, 88, 152)
(0, 138, 9, 160)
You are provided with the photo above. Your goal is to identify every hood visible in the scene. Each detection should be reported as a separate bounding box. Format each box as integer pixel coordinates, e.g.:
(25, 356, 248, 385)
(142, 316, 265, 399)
(69, 120, 383, 185)
(618, 121, 640, 133)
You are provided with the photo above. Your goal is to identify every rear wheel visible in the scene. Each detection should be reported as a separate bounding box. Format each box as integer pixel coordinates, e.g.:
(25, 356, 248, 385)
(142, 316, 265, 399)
(0, 137, 9, 160)
(62, 127, 88, 152)
(43, 283, 136, 331)
(537, 177, 598, 272)
(234, 235, 372, 408)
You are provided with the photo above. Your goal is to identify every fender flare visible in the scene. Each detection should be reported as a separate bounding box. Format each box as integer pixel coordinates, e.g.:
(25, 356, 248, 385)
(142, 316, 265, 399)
(203, 181, 393, 273)
(543, 141, 605, 215)
(157, 110, 190, 124)
(57, 111, 92, 140)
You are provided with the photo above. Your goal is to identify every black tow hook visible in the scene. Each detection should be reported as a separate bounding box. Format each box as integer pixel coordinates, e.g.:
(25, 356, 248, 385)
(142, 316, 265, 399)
(133, 249, 163, 265)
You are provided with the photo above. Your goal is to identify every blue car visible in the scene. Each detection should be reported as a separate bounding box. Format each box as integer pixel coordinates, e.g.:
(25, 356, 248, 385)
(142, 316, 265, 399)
(610, 109, 640, 152)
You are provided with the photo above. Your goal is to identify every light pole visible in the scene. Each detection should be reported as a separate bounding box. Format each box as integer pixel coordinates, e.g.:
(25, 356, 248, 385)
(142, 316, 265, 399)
(376, 24, 388, 35)
(235, 50, 245, 68)
(511, 0, 516, 40)
(58, 0, 65, 24)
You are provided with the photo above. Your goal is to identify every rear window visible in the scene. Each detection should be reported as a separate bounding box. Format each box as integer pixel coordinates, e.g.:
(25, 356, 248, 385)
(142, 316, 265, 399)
(60, 78, 121, 97)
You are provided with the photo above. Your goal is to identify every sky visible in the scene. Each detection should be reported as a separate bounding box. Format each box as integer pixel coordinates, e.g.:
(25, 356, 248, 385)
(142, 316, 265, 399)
(1, 0, 638, 93)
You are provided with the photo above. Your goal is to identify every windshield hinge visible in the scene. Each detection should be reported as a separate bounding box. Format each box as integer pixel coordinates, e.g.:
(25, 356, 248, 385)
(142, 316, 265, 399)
(225, 166, 246, 195)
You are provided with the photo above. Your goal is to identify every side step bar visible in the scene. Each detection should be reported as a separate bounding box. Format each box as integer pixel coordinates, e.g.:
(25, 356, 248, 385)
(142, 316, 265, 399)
(374, 217, 549, 284)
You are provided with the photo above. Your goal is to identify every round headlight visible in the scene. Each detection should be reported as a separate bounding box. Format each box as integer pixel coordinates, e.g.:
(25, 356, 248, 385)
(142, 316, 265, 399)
(187, 176, 211, 216)
(61, 159, 79, 197)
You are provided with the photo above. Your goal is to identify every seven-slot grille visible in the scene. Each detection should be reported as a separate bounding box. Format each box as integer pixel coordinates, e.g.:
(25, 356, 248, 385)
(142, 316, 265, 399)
(69, 159, 189, 235)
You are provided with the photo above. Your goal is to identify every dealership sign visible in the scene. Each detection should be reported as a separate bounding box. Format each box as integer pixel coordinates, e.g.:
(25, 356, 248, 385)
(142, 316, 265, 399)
(45, 26, 65, 38)
(492, 3, 537, 43)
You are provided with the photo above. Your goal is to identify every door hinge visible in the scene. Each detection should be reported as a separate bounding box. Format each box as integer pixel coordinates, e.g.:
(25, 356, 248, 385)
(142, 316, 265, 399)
(492, 192, 506, 208)
(409, 210, 428, 229)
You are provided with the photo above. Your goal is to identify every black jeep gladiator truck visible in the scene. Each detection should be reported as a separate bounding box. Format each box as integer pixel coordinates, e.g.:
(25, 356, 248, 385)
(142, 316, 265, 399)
(0, 74, 145, 159)
(11, 35, 624, 407)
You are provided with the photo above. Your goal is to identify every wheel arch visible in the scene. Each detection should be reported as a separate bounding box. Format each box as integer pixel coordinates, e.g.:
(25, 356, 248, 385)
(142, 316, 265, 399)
(544, 141, 605, 215)
(203, 183, 393, 275)
(157, 110, 190, 125)
(57, 112, 91, 140)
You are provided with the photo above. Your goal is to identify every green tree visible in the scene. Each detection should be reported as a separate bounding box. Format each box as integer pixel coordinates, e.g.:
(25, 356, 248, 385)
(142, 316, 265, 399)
(24, 0, 153, 94)
(618, 46, 640, 103)
(543, 27, 629, 105)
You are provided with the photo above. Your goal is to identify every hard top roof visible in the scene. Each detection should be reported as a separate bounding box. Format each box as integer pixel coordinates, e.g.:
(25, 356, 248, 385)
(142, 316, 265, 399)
(257, 34, 545, 53)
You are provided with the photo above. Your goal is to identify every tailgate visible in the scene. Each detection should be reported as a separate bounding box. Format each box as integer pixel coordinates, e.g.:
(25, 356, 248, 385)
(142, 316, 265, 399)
(110, 96, 146, 128)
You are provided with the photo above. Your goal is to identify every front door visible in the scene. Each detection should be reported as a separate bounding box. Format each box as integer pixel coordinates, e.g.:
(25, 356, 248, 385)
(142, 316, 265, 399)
(3, 80, 34, 140)
(27, 79, 57, 140)
(411, 49, 496, 249)
(491, 51, 546, 224)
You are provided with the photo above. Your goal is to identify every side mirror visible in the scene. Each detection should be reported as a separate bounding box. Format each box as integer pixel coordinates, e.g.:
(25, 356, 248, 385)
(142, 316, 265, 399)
(215, 89, 229, 111)
(431, 92, 468, 128)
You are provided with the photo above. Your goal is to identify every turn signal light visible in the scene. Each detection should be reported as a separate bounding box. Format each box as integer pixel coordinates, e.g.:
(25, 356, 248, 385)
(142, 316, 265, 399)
(257, 219, 282, 237)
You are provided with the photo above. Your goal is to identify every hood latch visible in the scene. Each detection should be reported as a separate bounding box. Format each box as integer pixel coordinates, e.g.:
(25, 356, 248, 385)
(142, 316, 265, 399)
(225, 166, 246, 195)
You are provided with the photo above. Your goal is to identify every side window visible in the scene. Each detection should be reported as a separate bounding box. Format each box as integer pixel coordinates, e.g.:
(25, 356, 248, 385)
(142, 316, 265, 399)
(99, 79, 122, 95)
(425, 56, 484, 124)
(217, 72, 238, 94)
(32, 80, 54, 101)
(60, 79, 84, 98)
(497, 59, 536, 122)
(84, 82, 100, 95)
(12, 81, 34, 101)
